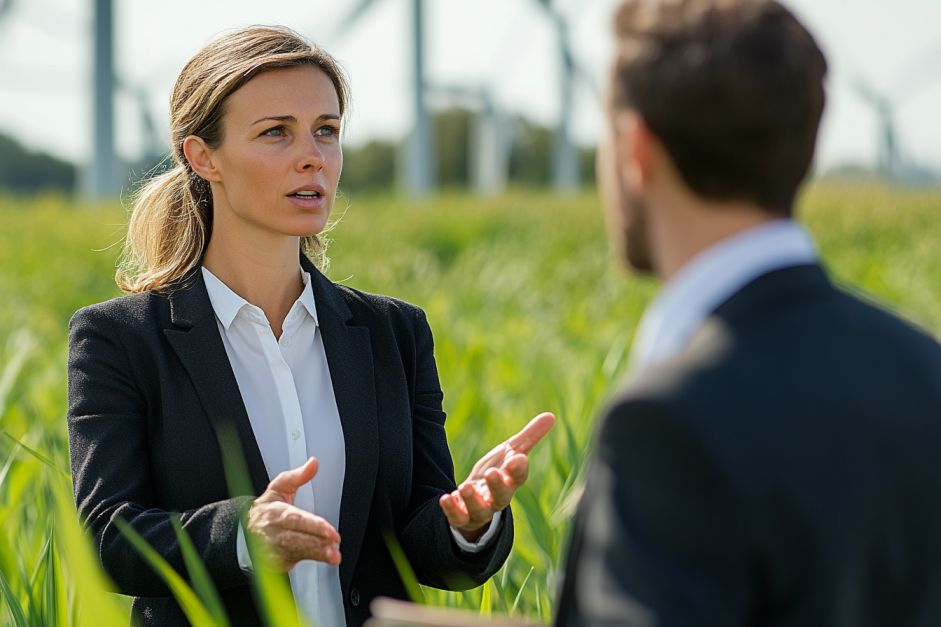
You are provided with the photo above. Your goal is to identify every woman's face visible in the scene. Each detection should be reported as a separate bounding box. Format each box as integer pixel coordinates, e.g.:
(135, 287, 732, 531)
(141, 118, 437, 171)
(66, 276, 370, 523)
(207, 65, 342, 240)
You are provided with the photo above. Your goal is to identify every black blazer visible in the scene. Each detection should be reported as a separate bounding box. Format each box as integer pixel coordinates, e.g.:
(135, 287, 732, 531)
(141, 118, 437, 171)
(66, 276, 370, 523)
(67, 258, 513, 627)
(556, 264, 941, 626)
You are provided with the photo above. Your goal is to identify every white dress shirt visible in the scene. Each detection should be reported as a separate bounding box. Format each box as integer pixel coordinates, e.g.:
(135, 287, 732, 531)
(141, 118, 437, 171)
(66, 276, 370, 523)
(203, 266, 347, 627)
(202, 266, 501, 626)
(629, 220, 818, 375)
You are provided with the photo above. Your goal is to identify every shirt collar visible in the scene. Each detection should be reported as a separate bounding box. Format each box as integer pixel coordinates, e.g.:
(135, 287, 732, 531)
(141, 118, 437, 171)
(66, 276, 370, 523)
(201, 266, 319, 330)
(629, 219, 817, 375)
(201, 266, 248, 330)
(297, 271, 319, 326)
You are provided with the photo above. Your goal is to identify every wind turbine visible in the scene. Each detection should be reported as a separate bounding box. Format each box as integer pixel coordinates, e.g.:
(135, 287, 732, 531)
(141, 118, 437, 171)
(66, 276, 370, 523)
(427, 83, 511, 196)
(86, 0, 120, 199)
(852, 80, 900, 177)
(851, 38, 941, 182)
(116, 76, 166, 175)
(530, 0, 599, 194)
(332, 0, 434, 198)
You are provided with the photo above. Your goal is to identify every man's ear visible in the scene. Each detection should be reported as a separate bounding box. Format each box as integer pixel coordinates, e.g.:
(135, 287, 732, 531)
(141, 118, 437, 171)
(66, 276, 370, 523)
(182, 136, 221, 183)
(615, 111, 655, 191)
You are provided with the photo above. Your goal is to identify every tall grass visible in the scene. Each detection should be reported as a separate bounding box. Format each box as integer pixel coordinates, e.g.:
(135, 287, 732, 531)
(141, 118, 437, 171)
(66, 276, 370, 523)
(0, 183, 939, 624)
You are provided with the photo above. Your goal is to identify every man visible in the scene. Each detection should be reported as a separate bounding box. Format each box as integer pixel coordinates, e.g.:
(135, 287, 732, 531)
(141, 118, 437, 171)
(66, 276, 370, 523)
(556, 1, 941, 625)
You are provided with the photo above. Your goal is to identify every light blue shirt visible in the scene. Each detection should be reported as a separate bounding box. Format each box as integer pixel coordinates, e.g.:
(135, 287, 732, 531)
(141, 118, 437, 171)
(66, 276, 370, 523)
(629, 220, 818, 375)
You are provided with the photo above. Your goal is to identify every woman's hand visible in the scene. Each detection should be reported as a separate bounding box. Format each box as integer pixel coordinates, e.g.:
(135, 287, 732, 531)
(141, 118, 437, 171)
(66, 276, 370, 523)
(247, 457, 342, 571)
(439, 412, 556, 542)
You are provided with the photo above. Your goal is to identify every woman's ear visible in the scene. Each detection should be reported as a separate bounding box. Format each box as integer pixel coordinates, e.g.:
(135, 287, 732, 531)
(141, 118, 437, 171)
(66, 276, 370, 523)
(182, 136, 221, 182)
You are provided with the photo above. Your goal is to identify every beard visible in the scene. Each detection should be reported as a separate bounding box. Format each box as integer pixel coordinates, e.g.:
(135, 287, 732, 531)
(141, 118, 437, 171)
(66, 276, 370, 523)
(620, 188, 654, 274)
(598, 138, 655, 274)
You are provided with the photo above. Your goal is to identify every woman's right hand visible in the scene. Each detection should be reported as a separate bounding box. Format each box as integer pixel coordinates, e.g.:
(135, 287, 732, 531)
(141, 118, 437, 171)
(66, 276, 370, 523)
(247, 457, 342, 571)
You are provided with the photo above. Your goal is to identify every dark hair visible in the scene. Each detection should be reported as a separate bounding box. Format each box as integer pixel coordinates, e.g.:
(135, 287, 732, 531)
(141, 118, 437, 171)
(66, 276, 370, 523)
(611, 0, 827, 215)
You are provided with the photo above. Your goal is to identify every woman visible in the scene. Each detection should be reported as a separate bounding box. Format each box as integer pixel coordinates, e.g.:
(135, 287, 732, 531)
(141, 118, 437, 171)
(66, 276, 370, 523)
(67, 26, 554, 627)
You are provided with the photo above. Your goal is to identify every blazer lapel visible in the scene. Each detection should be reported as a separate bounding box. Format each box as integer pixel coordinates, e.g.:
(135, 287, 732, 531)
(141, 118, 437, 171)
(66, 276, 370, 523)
(305, 260, 380, 593)
(163, 270, 270, 497)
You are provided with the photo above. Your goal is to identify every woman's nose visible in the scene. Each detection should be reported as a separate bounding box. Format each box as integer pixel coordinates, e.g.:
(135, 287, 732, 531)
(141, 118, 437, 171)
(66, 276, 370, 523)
(296, 134, 325, 171)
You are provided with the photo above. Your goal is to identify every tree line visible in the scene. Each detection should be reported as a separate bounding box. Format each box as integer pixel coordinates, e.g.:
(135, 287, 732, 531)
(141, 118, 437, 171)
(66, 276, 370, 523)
(0, 108, 596, 196)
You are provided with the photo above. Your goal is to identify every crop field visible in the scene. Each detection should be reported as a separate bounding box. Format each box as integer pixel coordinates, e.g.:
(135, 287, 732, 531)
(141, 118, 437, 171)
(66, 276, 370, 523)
(0, 182, 939, 625)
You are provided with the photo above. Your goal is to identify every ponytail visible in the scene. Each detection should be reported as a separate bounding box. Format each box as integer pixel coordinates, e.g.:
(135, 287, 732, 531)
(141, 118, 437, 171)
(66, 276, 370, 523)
(116, 164, 212, 293)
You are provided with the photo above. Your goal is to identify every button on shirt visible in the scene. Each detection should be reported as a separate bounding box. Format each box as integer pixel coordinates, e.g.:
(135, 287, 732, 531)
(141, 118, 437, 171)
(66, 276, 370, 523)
(202, 267, 346, 627)
(629, 220, 818, 375)
(202, 266, 502, 626)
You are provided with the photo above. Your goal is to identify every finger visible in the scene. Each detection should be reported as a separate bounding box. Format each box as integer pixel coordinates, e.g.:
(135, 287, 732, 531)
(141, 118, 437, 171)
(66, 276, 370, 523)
(503, 453, 530, 487)
(266, 457, 318, 500)
(448, 489, 469, 517)
(439, 493, 470, 527)
(485, 468, 514, 510)
(276, 506, 341, 544)
(460, 482, 493, 524)
(506, 412, 556, 454)
(276, 529, 342, 566)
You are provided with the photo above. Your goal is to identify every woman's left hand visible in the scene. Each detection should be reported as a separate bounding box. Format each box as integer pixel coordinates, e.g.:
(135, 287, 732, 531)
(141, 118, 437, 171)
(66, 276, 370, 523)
(439, 412, 555, 542)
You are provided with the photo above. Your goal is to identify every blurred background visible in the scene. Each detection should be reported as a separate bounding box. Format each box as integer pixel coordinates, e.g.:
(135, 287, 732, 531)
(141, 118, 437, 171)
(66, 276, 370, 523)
(1, 0, 940, 197)
(1, 1, 940, 624)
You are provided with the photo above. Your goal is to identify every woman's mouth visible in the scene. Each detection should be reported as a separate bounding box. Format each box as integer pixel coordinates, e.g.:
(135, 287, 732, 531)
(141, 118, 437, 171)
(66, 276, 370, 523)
(290, 190, 322, 199)
(287, 188, 327, 209)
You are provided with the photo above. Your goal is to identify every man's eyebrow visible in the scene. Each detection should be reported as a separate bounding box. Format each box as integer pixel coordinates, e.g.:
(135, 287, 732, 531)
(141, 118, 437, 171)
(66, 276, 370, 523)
(251, 114, 341, 125)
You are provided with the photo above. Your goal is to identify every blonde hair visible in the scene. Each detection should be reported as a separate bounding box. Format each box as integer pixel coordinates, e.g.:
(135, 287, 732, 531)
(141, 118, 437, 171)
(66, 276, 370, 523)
(117, 26, 350, 293)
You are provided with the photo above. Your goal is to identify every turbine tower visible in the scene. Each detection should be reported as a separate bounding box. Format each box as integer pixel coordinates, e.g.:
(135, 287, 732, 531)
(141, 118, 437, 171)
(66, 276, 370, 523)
(428, 83, 511, 196)
(86, 0, 120, 199)
(851, 37, 941, 182)
(333, 0, 434, 198)
(852, 81, 900, 177)
(531, 0, 599, 193)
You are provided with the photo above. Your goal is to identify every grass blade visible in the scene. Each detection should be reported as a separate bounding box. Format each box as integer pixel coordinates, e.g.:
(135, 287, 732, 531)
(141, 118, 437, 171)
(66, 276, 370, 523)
(28, 528, 55, 626)
(170, 516, 231, 627)
(510, 566, 535, 615)
(478, 578, 492, 616)
(382, 530, 425, 604)
(215, 425, 304, 627)
(0, 432, 68, 478)
(50, 480, 128, 625)
(113, 517, 218, 627)
(0, 568, 29, 627)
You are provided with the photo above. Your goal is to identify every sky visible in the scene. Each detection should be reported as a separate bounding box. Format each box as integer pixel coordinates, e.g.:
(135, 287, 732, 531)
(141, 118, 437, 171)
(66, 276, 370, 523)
(2, 0, 940, 174)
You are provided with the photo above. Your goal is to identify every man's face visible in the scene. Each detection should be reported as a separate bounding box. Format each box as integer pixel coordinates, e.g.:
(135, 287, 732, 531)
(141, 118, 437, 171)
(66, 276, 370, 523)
(597, 113, 655, 274)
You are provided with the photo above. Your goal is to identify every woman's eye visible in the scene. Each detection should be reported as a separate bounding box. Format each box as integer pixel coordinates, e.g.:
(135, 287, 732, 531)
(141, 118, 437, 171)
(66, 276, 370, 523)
(261, 126, 285, 137)
(316, 126, 340, 137)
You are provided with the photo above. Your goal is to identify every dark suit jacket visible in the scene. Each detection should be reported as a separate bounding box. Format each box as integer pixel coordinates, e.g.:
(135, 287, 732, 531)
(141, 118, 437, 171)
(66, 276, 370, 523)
(557, 264, 941, 626)
(67, 258, 513, 627)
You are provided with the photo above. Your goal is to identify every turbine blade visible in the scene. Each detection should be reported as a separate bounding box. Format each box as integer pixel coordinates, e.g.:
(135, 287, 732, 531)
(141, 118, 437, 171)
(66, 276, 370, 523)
(331, 0, 381, 40)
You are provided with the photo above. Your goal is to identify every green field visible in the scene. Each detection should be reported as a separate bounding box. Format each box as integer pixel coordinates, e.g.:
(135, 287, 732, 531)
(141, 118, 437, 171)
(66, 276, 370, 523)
(1, 183, 940, 625)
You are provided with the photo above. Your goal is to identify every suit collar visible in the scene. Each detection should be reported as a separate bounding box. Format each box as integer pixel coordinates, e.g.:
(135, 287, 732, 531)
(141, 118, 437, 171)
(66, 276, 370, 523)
(169, 256, 340, 330)
(711, 262, 833, 322)
(167, 267, 211, 330)
(302, 255, 353, 323)
(304, 257, 380, 591)
(164, 267, 270, 495)
(629, 220, 817, 375)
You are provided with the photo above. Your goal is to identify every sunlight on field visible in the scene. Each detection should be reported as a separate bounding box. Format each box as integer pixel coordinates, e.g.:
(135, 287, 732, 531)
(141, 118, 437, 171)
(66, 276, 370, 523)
(0, 182, 939, 624)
